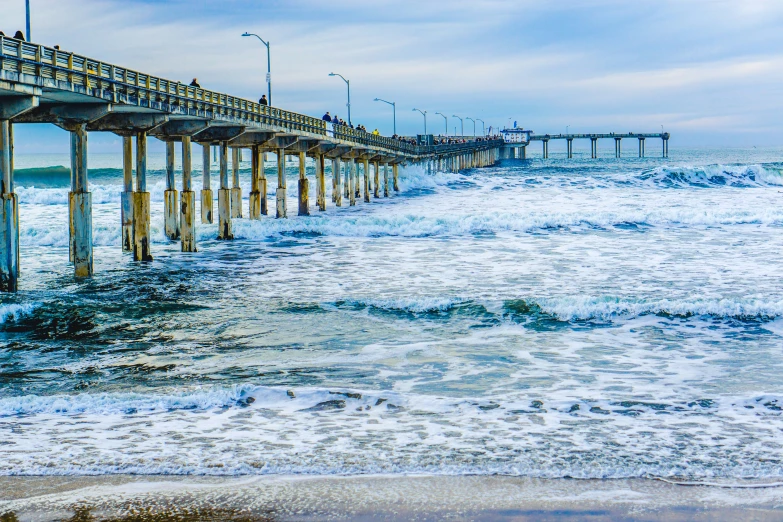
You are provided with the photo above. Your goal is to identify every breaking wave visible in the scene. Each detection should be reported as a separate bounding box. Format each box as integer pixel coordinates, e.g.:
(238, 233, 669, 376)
(639, 164, 783, 188)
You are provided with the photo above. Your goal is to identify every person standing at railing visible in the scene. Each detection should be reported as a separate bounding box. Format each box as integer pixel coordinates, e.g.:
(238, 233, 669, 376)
(259, 95, 268, 106)
(13, 30, 25, 41)
(322, 112, 332, 122)
(190, 78, 200, 87)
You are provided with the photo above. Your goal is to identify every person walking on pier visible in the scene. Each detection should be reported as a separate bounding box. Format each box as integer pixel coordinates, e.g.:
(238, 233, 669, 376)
(259, 94, 268, 106)
(190, 78, 201, 87)
(322, 112, 332, 122)
(13, 30, 25, 41)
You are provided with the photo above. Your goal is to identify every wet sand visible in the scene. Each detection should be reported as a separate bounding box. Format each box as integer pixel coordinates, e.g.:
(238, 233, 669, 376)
(1, 475, 783, 521)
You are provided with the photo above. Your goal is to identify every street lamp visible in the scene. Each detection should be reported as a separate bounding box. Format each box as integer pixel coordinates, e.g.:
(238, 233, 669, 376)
(26, 0, 31, 41)
(241, 32, 272, 106)
(435, 112, 448, 136)
(412, 108, 427, 135)
(566, 125, 570, 135)
(476, 119, 485, 136)
(466, 117, 476, 137)
(452, 115, 464, 136)
(374, 98, 396, 135)
(329, 72, 351, 127)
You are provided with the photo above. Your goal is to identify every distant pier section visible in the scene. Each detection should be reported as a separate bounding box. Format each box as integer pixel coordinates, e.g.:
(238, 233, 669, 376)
(501, 129, 670, 159)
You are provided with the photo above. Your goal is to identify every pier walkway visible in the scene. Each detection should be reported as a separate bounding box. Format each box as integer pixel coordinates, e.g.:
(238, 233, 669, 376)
(0, 36, 501, 291)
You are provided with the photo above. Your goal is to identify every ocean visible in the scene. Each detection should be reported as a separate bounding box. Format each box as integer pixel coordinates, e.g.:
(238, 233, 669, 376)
(2, 146, 783, 482)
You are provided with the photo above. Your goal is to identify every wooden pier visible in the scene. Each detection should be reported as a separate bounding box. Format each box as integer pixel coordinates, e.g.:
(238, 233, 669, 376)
(502, 132, 670, 159)
(0, 36, 502, 291)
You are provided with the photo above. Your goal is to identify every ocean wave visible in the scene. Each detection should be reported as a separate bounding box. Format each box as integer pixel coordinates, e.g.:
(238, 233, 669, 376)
(0, 302, 40, 325)
(639, 164, 783, 188)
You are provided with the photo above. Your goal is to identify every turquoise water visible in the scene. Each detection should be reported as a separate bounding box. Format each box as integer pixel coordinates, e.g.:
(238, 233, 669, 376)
(1, 147, 783, 479)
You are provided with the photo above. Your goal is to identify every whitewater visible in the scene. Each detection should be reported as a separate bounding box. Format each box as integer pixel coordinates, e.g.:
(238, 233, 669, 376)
(2, 147, 783, 481)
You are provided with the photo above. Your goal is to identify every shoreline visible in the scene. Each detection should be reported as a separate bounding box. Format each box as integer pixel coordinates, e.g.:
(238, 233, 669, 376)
(2, 474, 783, 521)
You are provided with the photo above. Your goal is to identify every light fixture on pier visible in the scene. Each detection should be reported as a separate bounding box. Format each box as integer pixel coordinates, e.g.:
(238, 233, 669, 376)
(476, 119, 485, 136)
(466, 117, 476, 137)
(435, 112, 448, 136)
(452, 115, 464, 136)
(374, 98, 396, 135)
(412, 108, 427, 135)
(241, 32, 272, 106)
(329, 73, 351, 127)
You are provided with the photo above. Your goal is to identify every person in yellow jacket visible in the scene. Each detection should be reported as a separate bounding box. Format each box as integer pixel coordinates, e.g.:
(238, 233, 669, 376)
(372, 129, 380, 135)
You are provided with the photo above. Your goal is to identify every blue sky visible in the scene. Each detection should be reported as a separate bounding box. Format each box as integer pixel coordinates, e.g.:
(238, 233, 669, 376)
(5, 0, 783, 152)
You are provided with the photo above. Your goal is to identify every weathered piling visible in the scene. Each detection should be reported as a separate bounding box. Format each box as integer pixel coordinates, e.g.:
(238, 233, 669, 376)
(393, 164, 399, 192)
(354, 159, 361, 200)
(132, 131, 152, 261)
(230, 147, 242, 218)
(66, 124, 94, 276)
(121, 136, 133, 251)
(201, 144, 213, 224)
(349, 158, 357, 206)
(363, 158, 371, 203)
(0, 119, 19, 291)
(276, 148, 287, 218)
(180, 136, 196, 252)
(333, 158, 342, 207)
(164, 141, 180, 240)
(316, 154, 326, 212)
(249, 146, 261, 219)
(298, 151, 309, 216)
(217, 142, 233, 239)
(383, 163, 389, 197)
(373, 161, 380, 198)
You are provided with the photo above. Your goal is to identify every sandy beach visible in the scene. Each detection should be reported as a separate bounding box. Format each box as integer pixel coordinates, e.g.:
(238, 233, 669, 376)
(2, 475, 783, 521)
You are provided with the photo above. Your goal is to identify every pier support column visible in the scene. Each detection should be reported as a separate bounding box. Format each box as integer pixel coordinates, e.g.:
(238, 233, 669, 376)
(349, 159, 357, 206)
(120, 136, 133, 252)
(663, 138, 668, 158)
(316, 154, 326, 212)
(383, 163, 389, 197)
(0, 120, 19, 291)
(591, 138, 598, 159)
(164, 141, 179, 240)
(259, 149, 268, 215)
(217, 142, 233, 239)
(393, 164, 400, 192)
(363, 159, 370, 203)
(249, 146, 261, 220)
(298, 151, 310, 216)
(180, 136, 197, 252)
(373, 161, 380, 198)
(615, 137, 622, 158)
(639, 138, 645, 158)
(276, 148, 287, 218)
(333, 158, 342, 207)
(354, 159, 361, 199)
(132, 131, 152, 262)
(201, 144, 213, 224)
(567, 139, 573, 159)
(230, 147, 242, 218)
(542, 140, 549, 159)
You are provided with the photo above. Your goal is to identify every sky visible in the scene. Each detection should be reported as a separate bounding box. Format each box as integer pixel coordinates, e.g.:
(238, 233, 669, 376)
(4, 0, 783, 153)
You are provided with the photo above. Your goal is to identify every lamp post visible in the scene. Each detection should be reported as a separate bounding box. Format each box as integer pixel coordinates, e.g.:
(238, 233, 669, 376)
(466, 117, 476, 137)
(25, 0, 31, 41)
(329, 73, 351, 126)
(374, 98, 396, 135)
(566, 125, 570, 135)
(476, 118, 485, 136)
(241, 32, 272, 106)
(452, 115, 464, 136)
(435, 112, 448, 136)
(412, 108, 427, 135)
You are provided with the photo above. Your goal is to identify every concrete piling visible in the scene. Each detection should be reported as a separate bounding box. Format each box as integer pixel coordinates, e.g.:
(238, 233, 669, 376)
(201, 144, 213, 224)
(316, 154, 326, 212)
(164, 140, 179, 240)
(333, 158, 342, 207)
(349, 158, 356, 206)
(615, 137, 622, 158)
(298, 151, 309, 216)
(0, 120, 19, 291)
(276, 148, 287, 218)
(363, 158, 370, 203)
(249, 146, 261, 220)
(217, 142, 233, 239)
(393, 164, 399, 192)
(180, 136, 197, 252)
(132, 131, 152, 262)
(230, 147, 242, 218)
(68, 124, 94, 276)
(639, 137, 645, 158)
(121, 136, 133, 252)
(354, 159, 361, 200)
(373, 161, 380, 198)
(383, 163, 389, 197)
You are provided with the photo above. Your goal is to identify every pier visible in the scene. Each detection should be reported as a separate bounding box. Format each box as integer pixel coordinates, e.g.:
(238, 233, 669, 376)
(502, 132, 670, 159)
(0, 36, 502, 291)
